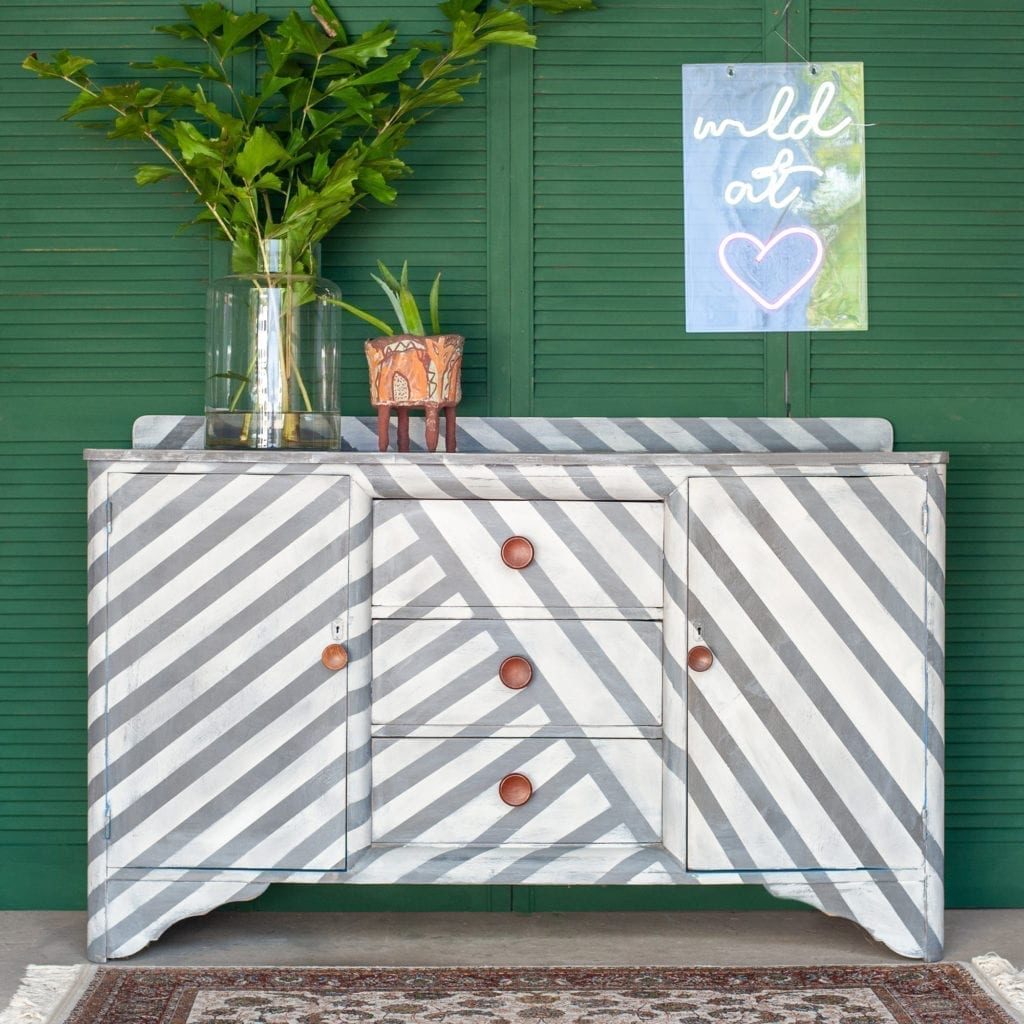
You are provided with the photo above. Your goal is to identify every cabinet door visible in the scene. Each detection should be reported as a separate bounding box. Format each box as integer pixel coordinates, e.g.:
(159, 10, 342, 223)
(686, 474, 930, 871)
(101, 472, 350, 871)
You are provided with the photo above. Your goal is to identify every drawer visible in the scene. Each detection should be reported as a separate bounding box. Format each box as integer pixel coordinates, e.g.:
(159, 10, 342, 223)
(371, 737, 662, 845)
(372, 619, 662, 728)
(372, 500, 663, 613)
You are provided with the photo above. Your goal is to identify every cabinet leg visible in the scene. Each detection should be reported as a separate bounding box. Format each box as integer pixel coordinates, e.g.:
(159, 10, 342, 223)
(376, 405, 391, 452)
(396, 408, 411, 452)
(445, 406, 458, 452)
(425, 406, 440, 452)
(761, 875, 941, 961)
(94, 879, 270, 961)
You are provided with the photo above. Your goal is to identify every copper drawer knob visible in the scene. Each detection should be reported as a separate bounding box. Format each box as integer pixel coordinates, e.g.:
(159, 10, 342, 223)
(687, 645, 714, 672)
(321, 643, 349, 671)
(499, 772, 533, 807)
(501, 536, 534, 569)
(499, 655, 534, 690)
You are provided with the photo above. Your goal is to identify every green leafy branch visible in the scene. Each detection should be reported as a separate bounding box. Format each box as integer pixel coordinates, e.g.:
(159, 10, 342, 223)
(23, 0, 595, 272)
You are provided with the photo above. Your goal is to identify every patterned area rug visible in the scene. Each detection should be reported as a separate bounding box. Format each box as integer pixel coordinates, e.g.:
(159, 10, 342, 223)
(45, 965, 1017, 1024)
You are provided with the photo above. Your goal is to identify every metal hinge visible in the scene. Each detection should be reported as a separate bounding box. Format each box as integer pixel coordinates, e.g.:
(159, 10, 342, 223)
(105, 499, 113, 534)
(921, 501, 929, 537)
(103, 802, 112, 841)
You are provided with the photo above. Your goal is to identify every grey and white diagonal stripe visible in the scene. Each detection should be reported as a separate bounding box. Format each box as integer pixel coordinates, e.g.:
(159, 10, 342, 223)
(132, 415, 894, 454)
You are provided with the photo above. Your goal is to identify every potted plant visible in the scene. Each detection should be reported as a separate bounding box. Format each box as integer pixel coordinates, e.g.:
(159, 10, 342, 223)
(23, 0, 594, 449)
(339, 262, 462, 452)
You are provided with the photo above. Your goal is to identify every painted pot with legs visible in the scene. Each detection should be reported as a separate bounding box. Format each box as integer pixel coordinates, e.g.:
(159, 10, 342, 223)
(365, 333, 464, 452)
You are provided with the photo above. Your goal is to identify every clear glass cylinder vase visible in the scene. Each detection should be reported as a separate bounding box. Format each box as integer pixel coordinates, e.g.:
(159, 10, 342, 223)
(205, 240, 342, 450)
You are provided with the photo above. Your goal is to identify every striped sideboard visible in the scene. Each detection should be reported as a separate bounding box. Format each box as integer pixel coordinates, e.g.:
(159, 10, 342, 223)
(85, 417, 945, 963)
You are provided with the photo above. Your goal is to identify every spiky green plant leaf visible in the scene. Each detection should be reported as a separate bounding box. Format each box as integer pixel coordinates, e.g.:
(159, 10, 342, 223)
(329, 299, 395, 337)
(398, 281, 424, 335)
(371, 272, 409, 332)
(429, 272, 442, 334)
(375, 260, 401, 292)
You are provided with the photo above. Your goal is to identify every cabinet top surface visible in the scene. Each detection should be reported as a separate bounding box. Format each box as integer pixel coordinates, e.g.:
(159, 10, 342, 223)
(84, 448, 947, 466)
(83, 415, 947, 464)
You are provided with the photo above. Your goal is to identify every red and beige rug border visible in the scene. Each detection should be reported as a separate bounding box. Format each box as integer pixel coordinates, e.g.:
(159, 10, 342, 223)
(3, 959, 1022, 1024)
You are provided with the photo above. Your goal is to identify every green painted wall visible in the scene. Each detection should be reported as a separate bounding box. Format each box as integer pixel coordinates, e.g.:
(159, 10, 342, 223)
(1, 0, 1021, 912)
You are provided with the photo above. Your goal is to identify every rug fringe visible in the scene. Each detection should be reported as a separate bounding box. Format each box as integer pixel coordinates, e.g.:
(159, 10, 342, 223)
(972, 954, 1024, 1022)
(0, 966, 95, 1024)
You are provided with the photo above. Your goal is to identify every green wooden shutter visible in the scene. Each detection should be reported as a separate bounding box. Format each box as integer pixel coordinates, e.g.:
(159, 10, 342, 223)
(529, 0, 769, 417)
(807, 1, 1024, 906)
(0, 0, 216, 906)
(1, 0, 1023, 912)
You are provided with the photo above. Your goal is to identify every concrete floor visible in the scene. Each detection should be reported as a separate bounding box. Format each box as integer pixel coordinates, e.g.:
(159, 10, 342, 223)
(1, 910, 1022, 1010)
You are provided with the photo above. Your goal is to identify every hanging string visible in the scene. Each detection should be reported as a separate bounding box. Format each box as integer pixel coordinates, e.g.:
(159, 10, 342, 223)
(772, 29, 815, 72)
(727, 0, 800, 66)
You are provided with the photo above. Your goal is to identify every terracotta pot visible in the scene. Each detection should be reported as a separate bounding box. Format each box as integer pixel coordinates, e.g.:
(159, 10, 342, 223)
(364, 333, 464, 452)
(364, 333, 464, 406)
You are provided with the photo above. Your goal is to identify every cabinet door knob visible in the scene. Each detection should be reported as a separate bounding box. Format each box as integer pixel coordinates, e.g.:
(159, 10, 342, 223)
(687, 645, 714, 672)
(499, 655, 534, 690)
(499, 772, 533, 807)
(321, 643, 349, 671)
(501, 535, 534, 569)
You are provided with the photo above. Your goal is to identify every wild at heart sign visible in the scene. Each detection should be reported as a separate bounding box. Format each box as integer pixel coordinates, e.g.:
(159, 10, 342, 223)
(682, 62, 868, 333)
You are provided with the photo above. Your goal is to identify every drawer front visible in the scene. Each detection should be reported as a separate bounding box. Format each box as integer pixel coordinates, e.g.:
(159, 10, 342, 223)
(372, 500, 663, 612)
(372, 619, 662, 728)
(371, 737, 662, 845)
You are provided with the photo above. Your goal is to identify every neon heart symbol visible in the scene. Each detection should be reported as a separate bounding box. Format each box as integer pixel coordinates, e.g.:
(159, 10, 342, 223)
(718, 228, 824, 312)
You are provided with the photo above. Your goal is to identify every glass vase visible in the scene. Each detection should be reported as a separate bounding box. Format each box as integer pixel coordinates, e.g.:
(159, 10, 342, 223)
(205, 240, 342, 450)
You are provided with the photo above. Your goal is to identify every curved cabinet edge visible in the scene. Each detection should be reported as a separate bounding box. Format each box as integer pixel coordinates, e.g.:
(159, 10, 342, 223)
(87, 879, 270, 962)
(761, 869, 943, 962)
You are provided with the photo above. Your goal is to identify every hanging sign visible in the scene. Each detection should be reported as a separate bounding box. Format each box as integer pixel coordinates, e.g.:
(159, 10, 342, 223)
(682, 63, 868, 333)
